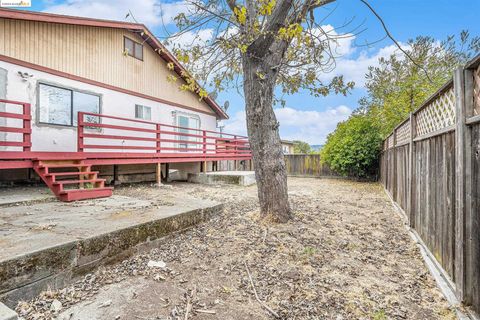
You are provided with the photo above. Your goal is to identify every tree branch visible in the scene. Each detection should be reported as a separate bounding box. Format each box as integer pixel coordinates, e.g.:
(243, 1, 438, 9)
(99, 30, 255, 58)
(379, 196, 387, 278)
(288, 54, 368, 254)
(359, 0, 433, 83)
(247, 0, 294, 58)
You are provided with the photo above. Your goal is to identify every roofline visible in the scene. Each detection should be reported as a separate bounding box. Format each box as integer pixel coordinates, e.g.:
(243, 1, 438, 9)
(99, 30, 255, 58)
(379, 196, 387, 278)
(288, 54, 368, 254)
(0, 8, 228, 120)
(0, 7, 144, 30)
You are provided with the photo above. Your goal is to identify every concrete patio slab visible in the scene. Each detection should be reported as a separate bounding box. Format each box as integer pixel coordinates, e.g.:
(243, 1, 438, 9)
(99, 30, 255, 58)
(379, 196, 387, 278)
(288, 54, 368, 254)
(0, 187, 55, 207)
(0, 192, 222, 308)
(0, 302, 17, 320)
(188, 171, 256, 186)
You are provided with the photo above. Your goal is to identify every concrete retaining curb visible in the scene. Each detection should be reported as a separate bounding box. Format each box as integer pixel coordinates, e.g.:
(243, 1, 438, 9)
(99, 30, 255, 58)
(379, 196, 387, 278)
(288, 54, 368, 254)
(188, 171, 256, 186)
(0, 203, 222, 308)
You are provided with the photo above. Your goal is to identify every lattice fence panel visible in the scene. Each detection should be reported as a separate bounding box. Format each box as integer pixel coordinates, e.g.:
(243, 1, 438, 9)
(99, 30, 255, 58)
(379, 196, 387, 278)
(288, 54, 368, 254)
(415, 86, 456, 137)
(387, 134, 394, 149)
(474, 65, 480, 116)
(395, 120, 410, 145)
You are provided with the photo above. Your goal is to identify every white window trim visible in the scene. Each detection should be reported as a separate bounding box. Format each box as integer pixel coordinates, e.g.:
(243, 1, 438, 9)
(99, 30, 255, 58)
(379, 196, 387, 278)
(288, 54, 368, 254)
(36, 81, 102, 128)
(135, 104, 152, 121)
(172, 110, 202, 151)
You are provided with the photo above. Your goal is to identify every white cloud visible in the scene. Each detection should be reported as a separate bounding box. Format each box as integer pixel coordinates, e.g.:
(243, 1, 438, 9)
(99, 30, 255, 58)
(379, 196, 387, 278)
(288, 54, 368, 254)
(320, 44, 401, 87)
(316, 24, 356, 57)
(224, 105, 352, 145)
(169, 29, 214, 48)
(289, 24, 402, 88)
(43, 0, 186, 27)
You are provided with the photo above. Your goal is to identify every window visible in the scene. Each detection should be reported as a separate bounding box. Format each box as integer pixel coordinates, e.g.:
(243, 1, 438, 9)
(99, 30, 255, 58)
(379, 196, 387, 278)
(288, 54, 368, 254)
(124, 37, 143, 60)
(135, 105, 151, 120)
(39, 83, 100, 126)
(176, 113, 200, 150)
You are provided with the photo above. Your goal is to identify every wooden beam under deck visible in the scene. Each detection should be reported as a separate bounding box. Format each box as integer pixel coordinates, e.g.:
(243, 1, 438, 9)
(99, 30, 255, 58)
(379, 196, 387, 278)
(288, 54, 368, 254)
(0, 152, 251, 169)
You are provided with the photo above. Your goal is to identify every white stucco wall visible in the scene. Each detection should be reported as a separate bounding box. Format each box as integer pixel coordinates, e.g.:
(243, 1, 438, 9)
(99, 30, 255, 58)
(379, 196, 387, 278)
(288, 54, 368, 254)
(0, 60, 219, 153)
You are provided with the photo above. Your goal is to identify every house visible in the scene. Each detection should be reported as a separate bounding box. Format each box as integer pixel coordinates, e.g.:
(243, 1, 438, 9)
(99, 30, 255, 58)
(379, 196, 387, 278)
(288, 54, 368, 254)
(0, 8, 250, 201)
(281, 140, 295, 154)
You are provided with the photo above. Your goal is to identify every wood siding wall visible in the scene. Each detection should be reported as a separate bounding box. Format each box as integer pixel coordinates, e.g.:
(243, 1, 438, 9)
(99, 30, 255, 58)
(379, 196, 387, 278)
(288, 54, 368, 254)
(0, 18, 213, 114)
(380, 61, 480, 316)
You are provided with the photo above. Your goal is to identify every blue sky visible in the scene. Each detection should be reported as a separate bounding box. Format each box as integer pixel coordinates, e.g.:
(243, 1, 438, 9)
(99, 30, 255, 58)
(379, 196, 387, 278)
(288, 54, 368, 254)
(24, 0, 480, 144)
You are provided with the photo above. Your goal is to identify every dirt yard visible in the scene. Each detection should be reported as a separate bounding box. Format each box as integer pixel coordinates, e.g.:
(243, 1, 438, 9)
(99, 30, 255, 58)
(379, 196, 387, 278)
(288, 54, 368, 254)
(16, 178, 454, 320)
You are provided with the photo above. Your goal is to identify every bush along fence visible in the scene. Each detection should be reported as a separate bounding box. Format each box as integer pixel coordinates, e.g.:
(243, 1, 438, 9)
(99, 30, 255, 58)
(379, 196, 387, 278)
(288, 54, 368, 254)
(380, 55, 480, 316)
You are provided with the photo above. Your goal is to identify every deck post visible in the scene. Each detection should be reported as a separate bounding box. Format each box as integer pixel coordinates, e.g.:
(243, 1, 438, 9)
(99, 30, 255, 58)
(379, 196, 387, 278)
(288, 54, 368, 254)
(454, 67, 467, 301)
(22, 103, 31, 152)
(78, 112, 84, 152)
(156, 162, 162, 186)
(113, 164, 121, 186)
(203, 130, 207, 172)
(156, 124, 161, 154)
(165, 163, 170, 181)
(234, 135, 237, 171)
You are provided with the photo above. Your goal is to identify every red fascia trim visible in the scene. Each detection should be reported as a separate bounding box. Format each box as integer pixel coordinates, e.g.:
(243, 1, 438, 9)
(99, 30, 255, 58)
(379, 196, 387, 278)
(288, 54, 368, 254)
(0, 54, 220, 118)
(0, 8, 144, 30)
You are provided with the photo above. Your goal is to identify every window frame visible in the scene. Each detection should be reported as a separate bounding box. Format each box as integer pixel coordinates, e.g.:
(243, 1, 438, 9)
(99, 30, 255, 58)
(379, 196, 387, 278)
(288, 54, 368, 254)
(135, 104, 152, 121)
(173, 111, 201, 151)
(36, 81, 102, 128)
(124, 36, 144, 61)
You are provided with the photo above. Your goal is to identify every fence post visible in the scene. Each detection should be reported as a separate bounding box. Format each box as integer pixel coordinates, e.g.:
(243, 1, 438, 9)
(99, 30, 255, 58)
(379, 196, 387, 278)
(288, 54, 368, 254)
(392, 128, 397, 200)
(454, 67, 467, 301)
(463, 66, 475, 305)
(77, 112, 84, 152)
(408, 113, 416, 227)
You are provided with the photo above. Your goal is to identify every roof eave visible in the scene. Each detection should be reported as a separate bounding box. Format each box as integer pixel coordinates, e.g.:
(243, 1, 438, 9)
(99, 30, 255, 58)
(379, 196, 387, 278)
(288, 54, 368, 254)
(0, 8, 229, 120)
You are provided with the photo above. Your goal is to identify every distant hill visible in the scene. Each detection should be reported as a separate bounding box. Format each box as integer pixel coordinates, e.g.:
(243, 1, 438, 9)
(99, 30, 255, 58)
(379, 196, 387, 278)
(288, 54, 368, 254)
(310, 144, 324, 152)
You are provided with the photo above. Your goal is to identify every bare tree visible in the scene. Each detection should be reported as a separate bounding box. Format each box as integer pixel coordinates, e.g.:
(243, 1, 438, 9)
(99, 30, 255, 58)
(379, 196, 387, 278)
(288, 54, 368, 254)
(159, 0, 358, 222)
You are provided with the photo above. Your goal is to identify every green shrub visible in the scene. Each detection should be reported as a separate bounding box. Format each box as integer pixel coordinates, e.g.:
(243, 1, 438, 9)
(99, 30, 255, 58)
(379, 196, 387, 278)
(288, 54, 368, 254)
(321, 114, 382, 178)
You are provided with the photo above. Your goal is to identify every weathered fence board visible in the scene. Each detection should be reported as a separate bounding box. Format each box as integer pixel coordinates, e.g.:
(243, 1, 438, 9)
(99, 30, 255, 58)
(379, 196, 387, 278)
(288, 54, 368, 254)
(380, 56, 480, 317)
(284, 154, 339, 177)
(393, 144, 409, 211)
(412, 132, 456, 279)
(469, 122, 480, 308)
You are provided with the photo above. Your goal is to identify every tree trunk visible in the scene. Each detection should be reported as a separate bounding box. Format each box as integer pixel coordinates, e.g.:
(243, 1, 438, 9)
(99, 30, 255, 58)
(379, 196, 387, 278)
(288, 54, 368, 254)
(242, 55, 292, 223)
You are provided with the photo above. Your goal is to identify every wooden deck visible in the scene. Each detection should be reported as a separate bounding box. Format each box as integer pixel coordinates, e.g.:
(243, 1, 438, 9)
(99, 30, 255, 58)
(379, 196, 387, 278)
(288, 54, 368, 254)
(0, 99, 251, 201)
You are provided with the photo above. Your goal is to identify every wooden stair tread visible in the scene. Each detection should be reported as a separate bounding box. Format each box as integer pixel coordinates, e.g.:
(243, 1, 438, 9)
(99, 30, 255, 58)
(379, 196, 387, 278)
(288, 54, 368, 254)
(58, 187, 113, 202)
(33, 159, 113, 202)
(53, 179, 105, 185)
(45, 171, 98, 177)
(59, 187, 114, 194)
(38, 164, 91, 168)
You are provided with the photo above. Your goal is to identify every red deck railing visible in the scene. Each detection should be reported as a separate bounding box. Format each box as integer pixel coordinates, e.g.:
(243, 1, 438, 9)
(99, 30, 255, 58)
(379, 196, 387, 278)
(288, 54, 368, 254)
(0, 102, 250, 168)
(77, 112, 250, 160)
(0, 99, 31, 151)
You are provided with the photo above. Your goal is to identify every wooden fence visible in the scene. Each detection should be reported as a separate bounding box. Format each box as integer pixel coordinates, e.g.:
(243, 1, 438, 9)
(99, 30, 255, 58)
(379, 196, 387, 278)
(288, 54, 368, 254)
(380, 55, 480, 316)
(284, 154, 339, 177)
